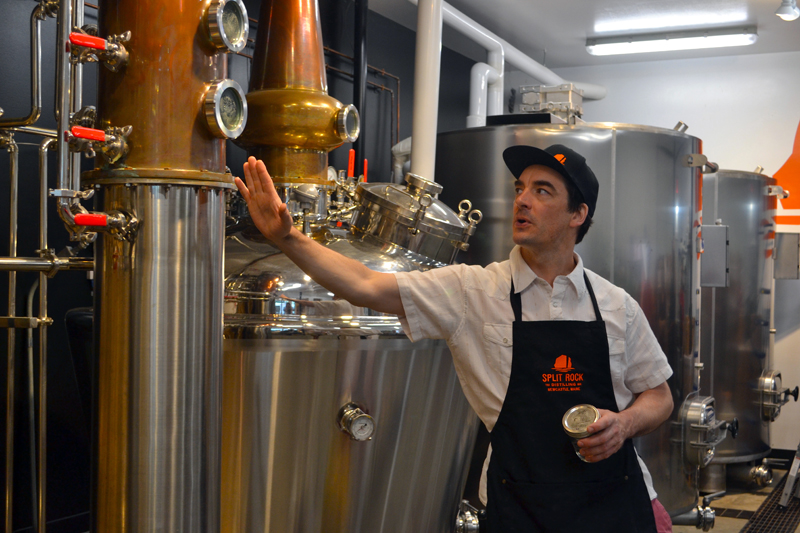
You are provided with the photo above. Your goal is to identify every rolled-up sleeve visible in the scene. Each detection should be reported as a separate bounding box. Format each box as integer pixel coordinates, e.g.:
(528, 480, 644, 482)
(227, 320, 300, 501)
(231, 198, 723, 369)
(394, 264, 468, 342)
(624, 298, 674, 393)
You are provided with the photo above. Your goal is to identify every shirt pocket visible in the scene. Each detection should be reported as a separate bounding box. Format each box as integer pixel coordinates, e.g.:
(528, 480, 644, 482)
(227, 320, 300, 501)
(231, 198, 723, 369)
(483, 323, 513, 379)
(607, 335, 626, 385)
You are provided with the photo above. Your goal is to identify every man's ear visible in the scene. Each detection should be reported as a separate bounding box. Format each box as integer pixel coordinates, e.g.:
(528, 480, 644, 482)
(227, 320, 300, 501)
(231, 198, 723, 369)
(570, 203, 589, 228)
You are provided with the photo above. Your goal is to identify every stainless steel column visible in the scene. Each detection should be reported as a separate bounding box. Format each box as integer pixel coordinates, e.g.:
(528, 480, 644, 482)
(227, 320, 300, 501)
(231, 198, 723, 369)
(87, 0, 231, 530)
(91, 184, 225, 532)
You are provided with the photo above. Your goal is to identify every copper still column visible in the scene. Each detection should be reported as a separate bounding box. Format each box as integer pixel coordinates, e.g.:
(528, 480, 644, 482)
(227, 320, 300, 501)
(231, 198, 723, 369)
(235, 0, 359, 185)
(82, 0, 248, 530)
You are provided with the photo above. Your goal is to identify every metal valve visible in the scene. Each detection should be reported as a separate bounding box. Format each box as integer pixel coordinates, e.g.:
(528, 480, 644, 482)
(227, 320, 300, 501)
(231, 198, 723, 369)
(73, 210, 139, 242)
(67, 124, 132, 166)
(69, 30, 130, 71)
(338, 403, 375, 441)
(455, 500, 480, 533)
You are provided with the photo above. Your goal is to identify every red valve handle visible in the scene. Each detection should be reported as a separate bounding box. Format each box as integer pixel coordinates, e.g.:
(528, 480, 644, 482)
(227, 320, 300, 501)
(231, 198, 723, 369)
(362, 159, 368, 183)
(71, 126, 106, 142)
(348, 148, 355, 178)
(74, 213, 109, 227)
(69, 32, 107, 50)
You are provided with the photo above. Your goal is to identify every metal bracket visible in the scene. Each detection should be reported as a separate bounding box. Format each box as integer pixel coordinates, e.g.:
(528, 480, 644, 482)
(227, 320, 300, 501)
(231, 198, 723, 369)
(50, 188, 95, 200)
(0, 316, 53, 328)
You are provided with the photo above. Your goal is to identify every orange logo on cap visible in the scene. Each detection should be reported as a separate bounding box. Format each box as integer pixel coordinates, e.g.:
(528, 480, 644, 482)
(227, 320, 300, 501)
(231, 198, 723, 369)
(555, 154, 567, 165)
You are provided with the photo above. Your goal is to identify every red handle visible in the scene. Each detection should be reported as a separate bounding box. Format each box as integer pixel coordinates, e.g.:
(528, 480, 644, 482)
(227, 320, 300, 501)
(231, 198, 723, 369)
(74, 213, 108, 227)
(71, 126, 106, 142)
(362, 159, 368, 183)
(69, 32, 107, 50)
(348, 148, 355, 178)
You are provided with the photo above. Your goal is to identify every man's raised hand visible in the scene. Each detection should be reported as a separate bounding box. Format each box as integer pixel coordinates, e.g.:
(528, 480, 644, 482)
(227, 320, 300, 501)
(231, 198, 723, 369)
(234, 157, 295, 243)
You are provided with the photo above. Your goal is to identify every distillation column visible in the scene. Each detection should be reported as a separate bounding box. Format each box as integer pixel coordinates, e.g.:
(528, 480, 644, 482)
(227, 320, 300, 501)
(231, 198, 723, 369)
(75, 0, 249, 530)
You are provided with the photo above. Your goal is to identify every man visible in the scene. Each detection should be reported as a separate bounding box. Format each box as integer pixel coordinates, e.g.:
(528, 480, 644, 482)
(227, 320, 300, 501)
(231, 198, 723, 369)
(235, 144, 674, 533)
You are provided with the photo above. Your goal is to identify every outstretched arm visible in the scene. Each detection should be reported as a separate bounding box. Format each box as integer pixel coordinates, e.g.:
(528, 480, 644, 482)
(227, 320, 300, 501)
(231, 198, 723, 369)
(234, 157, 405, 316)
(576, 381, 673, 462)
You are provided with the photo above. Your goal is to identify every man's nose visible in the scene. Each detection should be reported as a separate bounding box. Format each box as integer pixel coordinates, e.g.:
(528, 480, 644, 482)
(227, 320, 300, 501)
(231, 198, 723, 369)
(515, 189, 531, 209)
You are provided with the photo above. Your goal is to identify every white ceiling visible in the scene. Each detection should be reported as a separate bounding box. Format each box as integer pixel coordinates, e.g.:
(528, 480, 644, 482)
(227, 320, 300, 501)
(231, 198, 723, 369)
(370, 0, 800, 69)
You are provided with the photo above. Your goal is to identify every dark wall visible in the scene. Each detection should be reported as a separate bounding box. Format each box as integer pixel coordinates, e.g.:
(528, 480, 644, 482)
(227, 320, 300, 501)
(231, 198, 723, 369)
(0, 0, 472, 530)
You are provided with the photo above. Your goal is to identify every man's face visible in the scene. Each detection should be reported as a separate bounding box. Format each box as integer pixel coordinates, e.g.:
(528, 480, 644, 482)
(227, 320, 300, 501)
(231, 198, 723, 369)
(512, 165, 586, 250)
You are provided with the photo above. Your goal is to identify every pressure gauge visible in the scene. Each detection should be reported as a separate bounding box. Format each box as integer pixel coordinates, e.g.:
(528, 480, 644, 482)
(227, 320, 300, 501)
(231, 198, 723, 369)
(207, 0, 249, 53)
(204, 79, 248, 139)
(338, 402, 375, 442)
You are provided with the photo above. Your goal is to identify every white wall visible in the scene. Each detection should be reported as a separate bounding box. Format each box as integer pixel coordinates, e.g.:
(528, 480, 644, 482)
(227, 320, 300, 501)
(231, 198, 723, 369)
(507, 51, 800, 450)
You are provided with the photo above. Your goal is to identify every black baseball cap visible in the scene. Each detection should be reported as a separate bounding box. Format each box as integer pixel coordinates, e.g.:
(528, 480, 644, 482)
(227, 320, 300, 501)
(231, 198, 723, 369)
(503, 144, 599, 218)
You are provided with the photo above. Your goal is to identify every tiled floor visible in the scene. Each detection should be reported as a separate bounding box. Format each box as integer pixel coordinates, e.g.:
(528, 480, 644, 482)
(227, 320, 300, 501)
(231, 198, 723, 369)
(673, 470, 800, 533)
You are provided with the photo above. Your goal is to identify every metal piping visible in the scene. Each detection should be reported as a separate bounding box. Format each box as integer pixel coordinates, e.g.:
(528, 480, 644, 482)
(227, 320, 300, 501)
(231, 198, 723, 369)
(0, 2, 50, 127)
(25, 280, 39, 533)
(3, 134, 19, 533)
(71, 0, 85, 196)
(55, 0, 77, 232)
(4, 127, 57, 139)
(36, 137, 53, 533)
(468, 62, 500, 128)
(407, 0, 606, 129)
(25, 137, 54, 533)
(0, 257, 94, 272)
(353, 0, 368, 177)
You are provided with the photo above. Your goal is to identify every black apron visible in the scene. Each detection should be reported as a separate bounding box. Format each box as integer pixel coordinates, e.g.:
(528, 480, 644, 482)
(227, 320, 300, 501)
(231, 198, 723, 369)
(485, 272, 657, 533)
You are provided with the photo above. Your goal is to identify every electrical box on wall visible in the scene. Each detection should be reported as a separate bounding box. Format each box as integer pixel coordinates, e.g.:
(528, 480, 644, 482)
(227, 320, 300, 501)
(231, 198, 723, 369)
(775, 233, 800, 280)
(701, 224, 729, 287)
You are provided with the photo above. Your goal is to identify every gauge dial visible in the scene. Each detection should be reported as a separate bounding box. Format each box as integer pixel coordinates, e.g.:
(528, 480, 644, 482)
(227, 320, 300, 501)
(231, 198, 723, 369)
(204, 79, 248, 139)
(207, 0, 249, 53)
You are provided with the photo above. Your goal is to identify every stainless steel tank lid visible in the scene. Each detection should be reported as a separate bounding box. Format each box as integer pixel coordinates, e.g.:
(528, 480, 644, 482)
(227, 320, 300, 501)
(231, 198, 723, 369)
(354, 179, 468, 238)
(562, 404, 600, 439)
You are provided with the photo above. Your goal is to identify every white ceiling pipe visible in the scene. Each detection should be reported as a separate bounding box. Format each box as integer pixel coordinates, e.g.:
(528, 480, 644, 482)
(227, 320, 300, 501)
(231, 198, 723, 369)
(409, 0, 444, 182)
(468, 62, 500, 128)
(408, 0, 607, 102)
(409, 0, 505, 127)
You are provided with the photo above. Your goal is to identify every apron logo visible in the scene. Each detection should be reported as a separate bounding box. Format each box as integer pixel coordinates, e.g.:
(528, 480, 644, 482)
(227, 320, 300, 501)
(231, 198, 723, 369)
(552, 354, 573, 371)
(542, 355, 584, 392)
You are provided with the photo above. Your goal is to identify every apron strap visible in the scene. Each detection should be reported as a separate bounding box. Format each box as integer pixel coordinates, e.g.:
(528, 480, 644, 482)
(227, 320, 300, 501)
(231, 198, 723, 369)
(509, 271, 602, 322)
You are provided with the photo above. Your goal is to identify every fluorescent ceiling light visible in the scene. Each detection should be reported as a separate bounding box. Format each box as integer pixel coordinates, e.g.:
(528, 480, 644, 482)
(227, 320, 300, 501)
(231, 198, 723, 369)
(586, 27, 757, 56)
(594, 11, 747, 33)
(775, 0, 800, 21)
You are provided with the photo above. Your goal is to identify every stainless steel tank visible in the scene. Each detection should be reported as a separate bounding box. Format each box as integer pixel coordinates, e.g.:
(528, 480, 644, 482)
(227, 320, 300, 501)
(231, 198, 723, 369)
(221, 174, 482, 532)
(699, 170, 795, 491)
(435, 122, 709, 517)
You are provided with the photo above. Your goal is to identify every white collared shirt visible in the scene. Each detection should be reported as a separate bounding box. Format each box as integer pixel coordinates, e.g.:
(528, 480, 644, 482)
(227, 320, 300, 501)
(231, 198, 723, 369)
(394, 246, 673, 503)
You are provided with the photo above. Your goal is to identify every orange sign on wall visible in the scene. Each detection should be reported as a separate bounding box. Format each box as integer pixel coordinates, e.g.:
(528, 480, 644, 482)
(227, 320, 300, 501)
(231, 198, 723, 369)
(775, 120, 800, 229)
